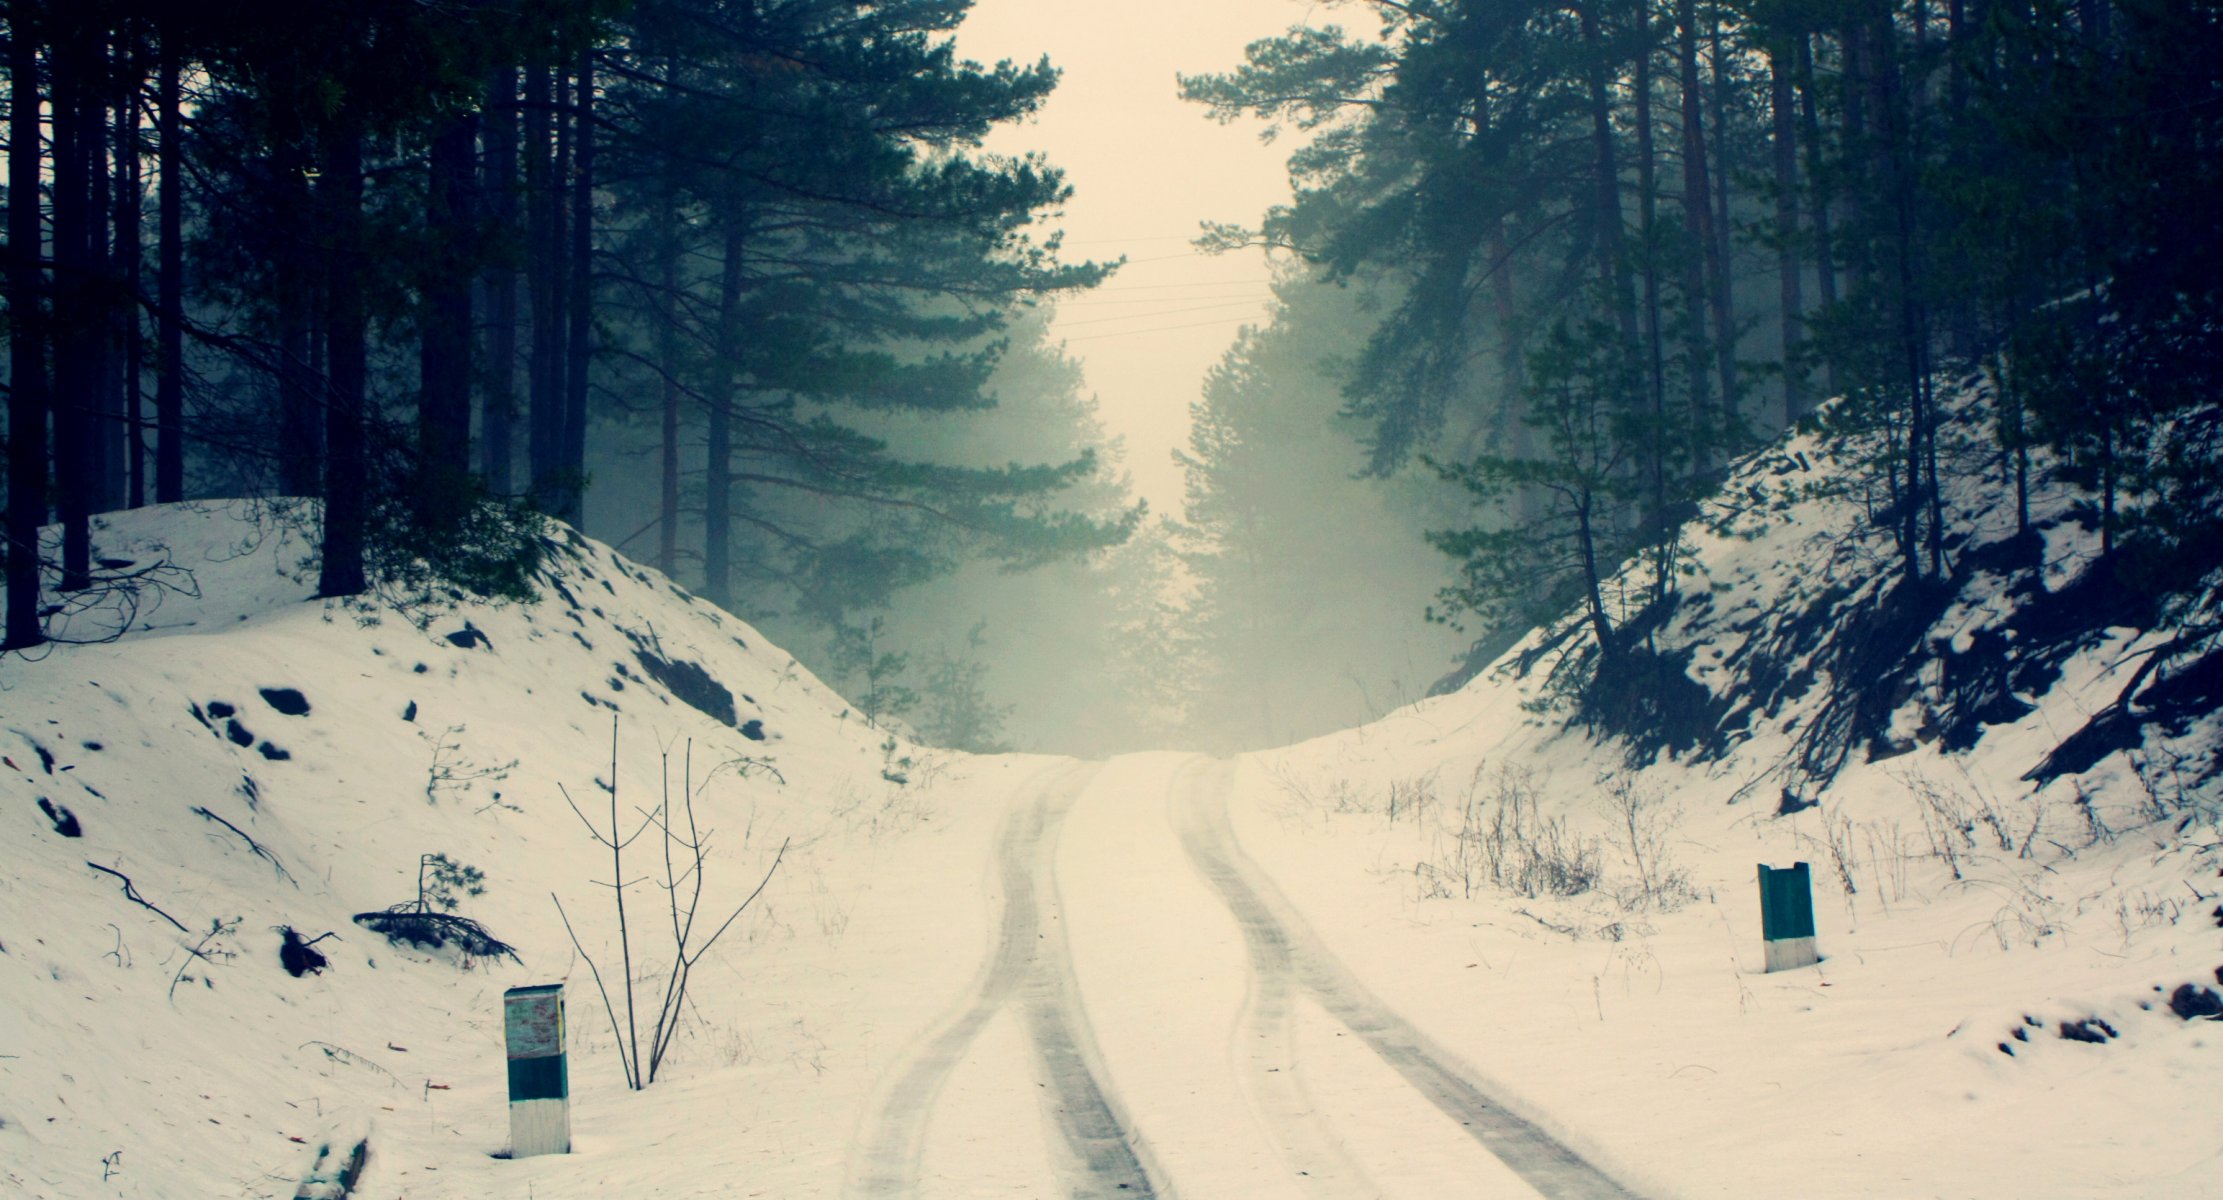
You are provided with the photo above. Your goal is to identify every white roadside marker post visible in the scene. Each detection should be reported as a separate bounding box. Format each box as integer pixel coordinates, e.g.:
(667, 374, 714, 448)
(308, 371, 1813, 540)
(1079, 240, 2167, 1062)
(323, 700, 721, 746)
(504, 983, 571, 1157)
(1757, 861, 1820, 972)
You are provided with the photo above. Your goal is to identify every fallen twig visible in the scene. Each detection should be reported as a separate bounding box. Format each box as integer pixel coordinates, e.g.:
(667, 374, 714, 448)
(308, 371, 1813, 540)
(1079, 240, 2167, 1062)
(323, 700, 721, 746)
(87, 862, 187, 931)
(191, 807, 295, 884)
(1512, 906, 1581, 938)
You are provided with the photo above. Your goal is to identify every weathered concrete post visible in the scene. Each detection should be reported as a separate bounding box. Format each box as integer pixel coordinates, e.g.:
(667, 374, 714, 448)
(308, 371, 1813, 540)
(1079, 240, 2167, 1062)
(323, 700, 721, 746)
(1757, 862, 1819, 972)
(504, 983, 570, 1157)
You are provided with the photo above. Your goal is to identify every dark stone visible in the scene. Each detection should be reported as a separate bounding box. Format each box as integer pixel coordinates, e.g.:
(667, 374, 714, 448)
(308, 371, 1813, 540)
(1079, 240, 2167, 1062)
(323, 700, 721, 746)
(278, 927, 331, 978)
(627, 636, 737, 728)
(256, 742, 291, 761)
(740, 719, 766, 742)
(258, 687, 311, 716)
(2168, 984, 2223, 1021)
(445, 623, 490, 650)
(225, 719, 254, 747)
(2058, 1018, 2117, 1043)
(37, 798, 81, 837)
(402, 701, 418, 723)
(206, 701, 235, 719)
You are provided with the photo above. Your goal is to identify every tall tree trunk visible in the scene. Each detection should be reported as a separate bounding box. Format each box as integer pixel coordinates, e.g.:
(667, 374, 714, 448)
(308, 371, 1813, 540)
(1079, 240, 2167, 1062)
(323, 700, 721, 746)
(274, 131, 321, 497)
(115, 44, 144, 510)
(317, 112, 369, 599)
(525, 63, 567, 509)
(1770, 42, 1807, 423)
(1635, 0, 1673, 604)
(1674, 0, 1718, 474)
(479, 65, 519, 493)
(560, 51, 594, 530)
(1872, 11, 1936, 578)
(656, 197, 682, 578)
(156, 42, 183, 503)
(1703, 7, 1738, 444)
(419, 110, 477, 515)
(703, 223, 746, 610)
(89, 43, 116, 513)
(1795, 35, 1841, 398)
(6, 20, 50, 649)
(1580, 0, 1637, 345)
(52, 26, 97, 592)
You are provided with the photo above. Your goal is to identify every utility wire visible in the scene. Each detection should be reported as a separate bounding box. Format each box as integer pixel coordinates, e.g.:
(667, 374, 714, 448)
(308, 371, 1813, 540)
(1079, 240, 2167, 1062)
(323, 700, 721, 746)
(1064, 315, 1262, 344)
(1057, 301, 1269, 327)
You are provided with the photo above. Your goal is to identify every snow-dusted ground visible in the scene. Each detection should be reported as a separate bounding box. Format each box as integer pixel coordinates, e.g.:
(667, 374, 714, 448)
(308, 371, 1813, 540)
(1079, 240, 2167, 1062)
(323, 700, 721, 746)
(3, 483, 2218, 1198)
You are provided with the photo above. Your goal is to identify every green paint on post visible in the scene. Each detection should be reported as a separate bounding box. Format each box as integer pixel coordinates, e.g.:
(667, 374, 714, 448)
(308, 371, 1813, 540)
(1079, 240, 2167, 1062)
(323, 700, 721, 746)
(507, 1053, 568, 1102)
(1757, 862, 1816, 940)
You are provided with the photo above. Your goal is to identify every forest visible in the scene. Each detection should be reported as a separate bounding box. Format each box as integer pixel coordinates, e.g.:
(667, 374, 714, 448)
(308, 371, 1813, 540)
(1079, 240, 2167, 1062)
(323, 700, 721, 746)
(3, 0, 2221, 756)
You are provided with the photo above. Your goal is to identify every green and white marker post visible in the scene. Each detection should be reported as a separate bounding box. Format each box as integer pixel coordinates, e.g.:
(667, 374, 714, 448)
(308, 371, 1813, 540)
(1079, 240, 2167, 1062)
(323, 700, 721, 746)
(1757, 862, 1819, 972)
(504, 983, 570, 1157)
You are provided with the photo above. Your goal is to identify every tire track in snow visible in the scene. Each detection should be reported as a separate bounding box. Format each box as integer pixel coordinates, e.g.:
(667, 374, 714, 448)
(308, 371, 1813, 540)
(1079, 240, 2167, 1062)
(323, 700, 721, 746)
(1173, 756, 1643, 1200)
(848, 760, 1166, 1199)
(1169, 758, 1379, 1196)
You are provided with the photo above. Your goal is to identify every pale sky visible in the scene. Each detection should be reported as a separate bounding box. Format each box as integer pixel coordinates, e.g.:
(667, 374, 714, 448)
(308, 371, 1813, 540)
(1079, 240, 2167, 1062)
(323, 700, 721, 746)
(955, 0, 1311, 515)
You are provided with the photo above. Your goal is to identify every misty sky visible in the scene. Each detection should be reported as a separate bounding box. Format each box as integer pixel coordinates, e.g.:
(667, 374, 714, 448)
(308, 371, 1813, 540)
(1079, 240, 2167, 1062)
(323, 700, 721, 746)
(955, 0, 1309, 515)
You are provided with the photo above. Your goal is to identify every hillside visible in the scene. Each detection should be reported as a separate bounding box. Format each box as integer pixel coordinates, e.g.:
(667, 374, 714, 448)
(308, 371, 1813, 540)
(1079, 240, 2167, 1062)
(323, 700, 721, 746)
(1230, 403, 2223, 1195)
(0, 501, 1051, 1197)
(3, 418, 2219, 1198)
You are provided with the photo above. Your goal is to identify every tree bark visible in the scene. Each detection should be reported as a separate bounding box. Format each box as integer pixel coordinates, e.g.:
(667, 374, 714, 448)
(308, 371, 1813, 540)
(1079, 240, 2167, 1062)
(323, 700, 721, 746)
(1770, 42, 1807, 423)
(115, 42, 144, 510)
(525, 63, 567, 510)
(7, 20, 50, 649)
(479, 65, 519, 494)
(1674, 0, 1719, 474)
(156, 41, 183, 503)
(317, 110, 369, 599)
(656, 197, 681, 578)
(419, 110, 477, 506)
(1634, 0, 1673, 605)
(703, 223, 746, 609)
(1580, 0, 1637, 345)
(274, 126, 321, 498)
(560, 51, 594, 530)
(1795, 35, 1840, 399)
(1702, 7, 1738, 445)
(51, 25, 98, 591)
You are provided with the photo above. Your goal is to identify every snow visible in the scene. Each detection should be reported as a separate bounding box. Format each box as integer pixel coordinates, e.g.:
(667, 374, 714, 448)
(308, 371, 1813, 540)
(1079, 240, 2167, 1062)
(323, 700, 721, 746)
(4, 454, 2219, 1198)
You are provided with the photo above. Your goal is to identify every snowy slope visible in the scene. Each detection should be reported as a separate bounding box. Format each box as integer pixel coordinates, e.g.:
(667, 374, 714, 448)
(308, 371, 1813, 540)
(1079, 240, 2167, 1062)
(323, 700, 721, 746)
(4, 401, 2219, 1200)
(1232, 408, 2223, 1196)
(0, 502, 1050, 1198)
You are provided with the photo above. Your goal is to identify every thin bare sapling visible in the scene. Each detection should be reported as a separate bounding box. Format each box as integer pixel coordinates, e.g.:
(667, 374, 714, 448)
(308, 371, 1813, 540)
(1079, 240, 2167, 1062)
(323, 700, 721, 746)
(553, 718, 788, 1089)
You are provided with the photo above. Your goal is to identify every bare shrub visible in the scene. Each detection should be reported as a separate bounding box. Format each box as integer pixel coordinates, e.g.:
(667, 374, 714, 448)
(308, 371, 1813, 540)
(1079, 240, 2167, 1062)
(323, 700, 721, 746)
(1599, 772, 1692, 911)
(1906, 775, 1978, 880)
(1416, 762, 1600, 901)
(1387, 772, 1437, 826)
(1816, 805, 1860, 897)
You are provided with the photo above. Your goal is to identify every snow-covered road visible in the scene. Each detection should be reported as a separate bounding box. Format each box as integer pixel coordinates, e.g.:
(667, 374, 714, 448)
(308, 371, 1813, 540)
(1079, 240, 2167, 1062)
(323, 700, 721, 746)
(849, 754, 1643, 1198)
